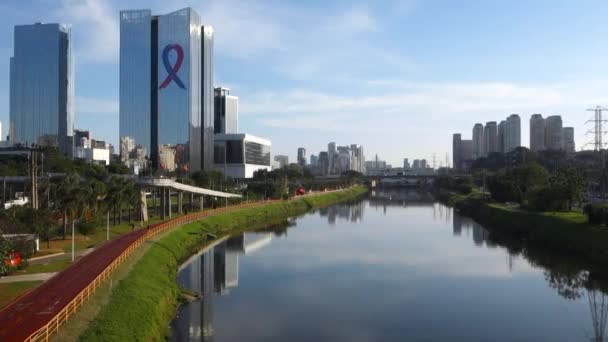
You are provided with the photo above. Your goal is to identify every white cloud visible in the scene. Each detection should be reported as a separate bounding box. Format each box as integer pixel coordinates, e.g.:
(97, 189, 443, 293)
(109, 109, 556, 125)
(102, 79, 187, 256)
(56, 0, 119, 63)
(75, 96, 118, 114)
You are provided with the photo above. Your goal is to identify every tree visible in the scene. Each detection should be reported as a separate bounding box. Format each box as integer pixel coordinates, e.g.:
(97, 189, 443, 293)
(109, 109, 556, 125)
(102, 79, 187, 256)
(550, 166, 586, 210)
(0, 235, 12, 276)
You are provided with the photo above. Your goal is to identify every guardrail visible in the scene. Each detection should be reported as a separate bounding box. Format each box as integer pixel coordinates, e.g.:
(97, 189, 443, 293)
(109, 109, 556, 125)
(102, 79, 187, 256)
(23, 189, 350, 341)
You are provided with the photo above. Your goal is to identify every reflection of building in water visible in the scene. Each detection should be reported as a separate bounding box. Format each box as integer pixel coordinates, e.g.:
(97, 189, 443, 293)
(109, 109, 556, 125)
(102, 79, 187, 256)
(173, 232, 273, 341)
(451, 213, 491, 247)
(318, 203, 364, 225)
(588, 289, 608, 342)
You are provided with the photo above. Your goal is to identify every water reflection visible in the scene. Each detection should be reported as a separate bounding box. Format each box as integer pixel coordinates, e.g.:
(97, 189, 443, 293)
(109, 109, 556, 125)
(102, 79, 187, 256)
(171, 191, 608, 341)
(172, 232, 275, 341)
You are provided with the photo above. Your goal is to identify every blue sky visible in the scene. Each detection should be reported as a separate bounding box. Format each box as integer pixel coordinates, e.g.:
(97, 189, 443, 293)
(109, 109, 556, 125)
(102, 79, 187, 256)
(1, 0, 608, 166)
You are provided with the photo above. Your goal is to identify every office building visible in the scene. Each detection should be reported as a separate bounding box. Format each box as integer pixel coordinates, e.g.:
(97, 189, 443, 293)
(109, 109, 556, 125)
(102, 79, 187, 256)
(119, 8, 214, 174)
(349, 144, 365, 174)
(562, 127, 575, 153)
(74, 129, 90, 147)
(505, 114, 521, 152)
(297, 148, 307, 166)
(530, 114, 545, 152)
(10, 22, 74, 153)
(0, 120, 3, 141)
(214, 87, 238, 134)
(214, 133, 271, 178)
(484, 122, 498, 154)
(403, 158, 410, 169)
(273, 155, 288, 168)
(472, 123, 484, 159)
(545, 115, 563, 150)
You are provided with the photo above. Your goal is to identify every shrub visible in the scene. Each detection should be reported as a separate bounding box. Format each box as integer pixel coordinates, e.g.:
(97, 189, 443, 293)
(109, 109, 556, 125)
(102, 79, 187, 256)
(584, 204, 608, 225)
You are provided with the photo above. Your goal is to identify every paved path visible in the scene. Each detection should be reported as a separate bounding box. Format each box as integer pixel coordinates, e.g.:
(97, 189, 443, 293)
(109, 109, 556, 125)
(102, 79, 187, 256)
(0, 228, 147, 342)
(0, 273, 57, 284)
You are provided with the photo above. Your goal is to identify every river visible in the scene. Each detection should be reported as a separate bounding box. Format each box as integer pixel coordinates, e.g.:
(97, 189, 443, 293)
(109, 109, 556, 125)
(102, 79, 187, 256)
(170, 189, 608, 342)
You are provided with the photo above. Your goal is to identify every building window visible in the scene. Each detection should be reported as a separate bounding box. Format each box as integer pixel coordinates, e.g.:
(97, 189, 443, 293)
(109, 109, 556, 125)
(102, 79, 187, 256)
(245, 142, 270, 166)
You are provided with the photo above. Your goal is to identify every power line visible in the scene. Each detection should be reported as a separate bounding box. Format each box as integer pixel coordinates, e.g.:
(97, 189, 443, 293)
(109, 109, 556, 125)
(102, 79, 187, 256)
(584, 106, 608, 151)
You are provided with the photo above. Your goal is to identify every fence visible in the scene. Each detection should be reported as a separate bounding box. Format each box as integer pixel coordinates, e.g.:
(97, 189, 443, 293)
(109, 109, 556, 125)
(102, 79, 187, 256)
(23, 189, 346, 341)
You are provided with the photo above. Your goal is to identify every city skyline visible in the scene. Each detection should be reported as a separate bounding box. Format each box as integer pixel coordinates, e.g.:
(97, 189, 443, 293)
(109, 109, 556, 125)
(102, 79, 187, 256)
(2, 1, 608, 165)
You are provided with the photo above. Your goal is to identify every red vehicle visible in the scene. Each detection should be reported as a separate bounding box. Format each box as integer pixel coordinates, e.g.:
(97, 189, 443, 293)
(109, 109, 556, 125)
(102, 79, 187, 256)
(295, 187, 306, 196)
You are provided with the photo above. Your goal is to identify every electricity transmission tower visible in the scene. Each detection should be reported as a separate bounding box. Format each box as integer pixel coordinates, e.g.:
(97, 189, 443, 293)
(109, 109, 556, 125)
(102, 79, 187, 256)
(585, 106, 608, 151)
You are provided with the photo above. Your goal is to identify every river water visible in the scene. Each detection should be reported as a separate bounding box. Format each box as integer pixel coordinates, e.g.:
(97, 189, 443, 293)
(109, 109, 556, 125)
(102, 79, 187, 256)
(171, 189, 608, 342)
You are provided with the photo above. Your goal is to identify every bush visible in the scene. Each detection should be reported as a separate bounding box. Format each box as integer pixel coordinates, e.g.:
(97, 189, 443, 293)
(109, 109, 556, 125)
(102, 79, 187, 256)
(528, 187, 568, 211)
(488, 176, 521, 203)
(584, 204, 608, 225)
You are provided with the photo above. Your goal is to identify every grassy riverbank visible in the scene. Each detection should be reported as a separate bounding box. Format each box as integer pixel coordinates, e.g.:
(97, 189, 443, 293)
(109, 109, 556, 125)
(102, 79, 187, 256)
(78, 187, 367, 341)
(438, 190, 608, 265)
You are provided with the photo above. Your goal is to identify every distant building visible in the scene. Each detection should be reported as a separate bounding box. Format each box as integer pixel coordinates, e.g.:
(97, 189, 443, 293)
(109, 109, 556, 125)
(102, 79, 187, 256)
(562, 127, 575, 153)
(0, 120, 3, 141)
(403, 158, 410, 169)
(214, 87, 238, 134)
(74, 129, 91, 147)
(73, 146, 110, 165)
(545, 115, 563, 150)
(214, 133, 271, 178)
(273, 155, 289, 168)
(297, 148, 307, 166)
(505, 114, 521, 152)
(530, 114, 545, 152)
(484, 122, 498, 154)
(10, 22, 74, 153)
(318, 152, 329, 176)
(328, 142, 336, 174)
(497, 121, 506, 153)
(472, 123, 484, 159)
(310, 154, 318, 167)
(453, 133, 473, 171)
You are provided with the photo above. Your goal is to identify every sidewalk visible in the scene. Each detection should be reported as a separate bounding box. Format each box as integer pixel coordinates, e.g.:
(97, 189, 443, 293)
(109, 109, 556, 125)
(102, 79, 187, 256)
(0, 273, 56, 283)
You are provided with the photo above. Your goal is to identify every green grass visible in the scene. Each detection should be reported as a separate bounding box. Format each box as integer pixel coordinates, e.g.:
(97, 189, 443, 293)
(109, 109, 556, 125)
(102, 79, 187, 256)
(444, 191, 608, 264)
(17, 260, 72, 275)
(77, 187, 367, 341)
(0, 281, 43, 309)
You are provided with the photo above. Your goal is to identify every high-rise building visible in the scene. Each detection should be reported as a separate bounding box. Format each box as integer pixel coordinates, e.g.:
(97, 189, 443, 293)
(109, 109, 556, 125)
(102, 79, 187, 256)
(9, 22, 74, 152)
(505, 114, 521, 152)
(318, 152, 329, 176)
(530, 114, 545, 152)
(545, 115, 563, 150)
(328, 142, 336, 174)
(214, 87, 238, 134)
(310, 154, 318, 167)
(273, 155, 288, 168)
(497, 121, 506, 154)
(0, 120, 3, 141)
(119, 8, 214, 174)
(453, 133, 473, 171)
(472, 123, 484, 159)
(562, 127, 575, 153)
(74, 129, 91, 148)
(484, 122, 498, 154)
(403, 158, 410, 169)
(297, 147, 307, 166)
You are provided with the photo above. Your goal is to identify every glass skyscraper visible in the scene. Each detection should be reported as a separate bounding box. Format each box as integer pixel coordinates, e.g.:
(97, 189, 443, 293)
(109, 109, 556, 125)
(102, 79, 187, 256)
(9, 23, 74, 152)
(120, 7, 214, 174)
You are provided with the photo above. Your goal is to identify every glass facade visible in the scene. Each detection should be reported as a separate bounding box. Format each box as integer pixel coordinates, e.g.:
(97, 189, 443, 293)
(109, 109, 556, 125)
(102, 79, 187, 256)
(119, 10, 152, 159)
(214, 140, 243, 164)
(157, 8, 202, 174)
(201, 26, 215, 170)
(214, 88, 238, 134)
(10, 23, 73, 151)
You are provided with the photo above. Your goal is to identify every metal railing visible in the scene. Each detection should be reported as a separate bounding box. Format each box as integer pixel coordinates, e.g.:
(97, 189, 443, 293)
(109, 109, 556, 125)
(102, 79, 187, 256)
(23, 189, 351, 341)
